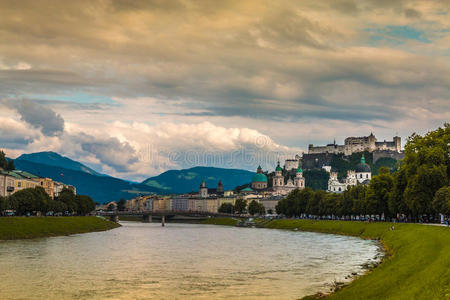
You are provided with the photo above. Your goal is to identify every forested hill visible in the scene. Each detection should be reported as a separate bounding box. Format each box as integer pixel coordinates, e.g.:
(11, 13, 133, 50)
(141, 166, 254, 194)
(13, 159, 161, 204)
(16, 151, 105, 176)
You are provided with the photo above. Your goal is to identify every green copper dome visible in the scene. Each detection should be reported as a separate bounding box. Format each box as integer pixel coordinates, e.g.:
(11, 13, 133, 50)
(297, 167, 303, 173)
(252, 173, 268, 183)
(356, 154, 371, 173)
(275, 161, 282, 172)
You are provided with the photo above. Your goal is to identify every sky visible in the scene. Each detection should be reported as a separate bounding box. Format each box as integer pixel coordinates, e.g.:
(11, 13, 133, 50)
(0, 0, 449, 181)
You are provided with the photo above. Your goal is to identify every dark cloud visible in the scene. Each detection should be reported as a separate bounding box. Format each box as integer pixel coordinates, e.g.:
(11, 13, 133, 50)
(4, 99, 65, 136)
(404, 8, 422, 18)
(75, 133, 139, 172)
(0, 131, 34, 148)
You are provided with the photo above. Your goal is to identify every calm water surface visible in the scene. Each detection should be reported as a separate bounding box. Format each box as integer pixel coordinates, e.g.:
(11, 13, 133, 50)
(0, 222, 380, 299)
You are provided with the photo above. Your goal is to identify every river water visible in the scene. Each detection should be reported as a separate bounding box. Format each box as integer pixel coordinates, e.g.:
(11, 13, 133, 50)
(0, 222, 380, 299)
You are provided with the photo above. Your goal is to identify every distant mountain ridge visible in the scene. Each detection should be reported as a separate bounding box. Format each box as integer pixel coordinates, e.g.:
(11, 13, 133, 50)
(13, 159, 160, 204)
(17, 152, 105, 177)
(11, 152, 255, 203)
(141, 166, 254, 194)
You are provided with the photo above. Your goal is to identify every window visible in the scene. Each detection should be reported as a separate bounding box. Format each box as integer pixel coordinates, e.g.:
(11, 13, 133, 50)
(366, 174, 369, 178)
(18, 182, 22, 187)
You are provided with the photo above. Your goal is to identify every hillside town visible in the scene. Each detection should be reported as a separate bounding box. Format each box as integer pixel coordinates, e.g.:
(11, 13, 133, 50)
(0, 133, 405, 216)
(99, 133, 401, 215)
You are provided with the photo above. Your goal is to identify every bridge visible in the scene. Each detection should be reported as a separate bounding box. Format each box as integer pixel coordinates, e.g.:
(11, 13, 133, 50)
(98, 210, 240, 226)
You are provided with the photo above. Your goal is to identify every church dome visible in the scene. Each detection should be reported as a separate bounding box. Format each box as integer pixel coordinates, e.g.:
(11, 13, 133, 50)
(275, 161, 282, 172)
(355, 155, 371, 173)
(252, 173, 268, 183)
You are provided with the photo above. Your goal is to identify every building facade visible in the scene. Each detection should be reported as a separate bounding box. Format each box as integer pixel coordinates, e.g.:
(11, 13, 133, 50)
(272, 162, 305, 196)
(327, 155, 372, 193)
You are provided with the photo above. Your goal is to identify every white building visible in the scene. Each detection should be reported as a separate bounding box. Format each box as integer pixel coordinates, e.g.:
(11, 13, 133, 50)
(272, 162, 305, 196)
(327, 155, 371, 193)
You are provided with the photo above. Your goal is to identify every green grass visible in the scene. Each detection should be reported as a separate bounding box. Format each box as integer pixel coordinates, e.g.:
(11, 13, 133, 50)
(264, 220, 450, 299)
(201, 217, 239, 226)
(0, 217, 120, 240)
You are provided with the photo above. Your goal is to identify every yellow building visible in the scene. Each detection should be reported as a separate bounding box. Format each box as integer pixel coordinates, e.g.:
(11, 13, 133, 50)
(188, 198, 219, 213)
(217, 196, 236, 211)
(0, 170, 39, 197)
(33, 178, 55, 199)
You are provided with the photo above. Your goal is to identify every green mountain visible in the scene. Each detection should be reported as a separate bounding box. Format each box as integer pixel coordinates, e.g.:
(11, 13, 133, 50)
(141, 166, 254, 194)
(13, 159, 161, 204)
(17, 151, 105, 177)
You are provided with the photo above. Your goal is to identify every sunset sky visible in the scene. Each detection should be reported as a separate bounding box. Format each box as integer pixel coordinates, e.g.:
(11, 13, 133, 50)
(0, 0, 449, 181)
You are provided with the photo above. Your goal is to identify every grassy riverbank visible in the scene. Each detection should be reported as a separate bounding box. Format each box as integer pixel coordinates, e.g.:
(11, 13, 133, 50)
(201, 217, 239, 226)
(263, 219, 450, 299)
(0, 217, 120, 240)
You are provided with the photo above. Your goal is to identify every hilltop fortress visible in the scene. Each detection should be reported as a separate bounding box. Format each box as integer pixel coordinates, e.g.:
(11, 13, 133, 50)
(308, 133, 401, 156)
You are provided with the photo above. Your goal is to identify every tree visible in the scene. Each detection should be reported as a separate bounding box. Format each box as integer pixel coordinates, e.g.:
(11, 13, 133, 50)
(8, 188, 38, 215)
(0, 150, 7, 169)
(33, 186, 50, 212)
(350, 185, 368, 217)
(57, 188, 77, 213)
(234, 198, 247, 214)
(0, 196, 6, 212)
(433, 186, 450, 215)
(389, 167, 409, 218)
(394, 124, 449, 220)
(75, 195, 95, 215)
(6, 159, 15, 171)
(47, 199, 67, 213)
(304, 169, 330, 190)
(366, 167, 394, 220)
(404, 165, 447, 220)
(248, 200, 265, 216)
(306, 190, 324, 216)
(218, 202, 234, 214)
(117, 198, 126, 211)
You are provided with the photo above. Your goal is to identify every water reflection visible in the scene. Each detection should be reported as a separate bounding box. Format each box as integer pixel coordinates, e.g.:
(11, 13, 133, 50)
(0, 222, 380, 299)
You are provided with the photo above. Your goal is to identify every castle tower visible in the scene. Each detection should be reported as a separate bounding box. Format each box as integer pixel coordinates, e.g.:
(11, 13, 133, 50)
(200, 180, 208, 198)
(294, 163, 305, 189)
(393, 136, 401, 152)
(217, 180, 224, 194)
(273, 161, 284, 187)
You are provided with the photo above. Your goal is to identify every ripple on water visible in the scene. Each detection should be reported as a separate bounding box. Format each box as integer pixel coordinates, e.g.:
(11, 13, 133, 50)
(0, 222, 381, 300)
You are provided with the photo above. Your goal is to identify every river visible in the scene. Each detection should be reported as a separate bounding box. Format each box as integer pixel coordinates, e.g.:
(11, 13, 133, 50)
(0, 222, 380, 299)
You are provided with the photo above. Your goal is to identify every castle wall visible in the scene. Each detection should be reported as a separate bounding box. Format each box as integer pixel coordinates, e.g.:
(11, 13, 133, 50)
(372, 150, 405, 163)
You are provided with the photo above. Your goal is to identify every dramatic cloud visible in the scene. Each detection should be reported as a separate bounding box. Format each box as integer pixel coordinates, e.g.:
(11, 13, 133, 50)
(0, 0, 448, 179)
(2, 99, 65, 136)
(74, 133, 139, 173)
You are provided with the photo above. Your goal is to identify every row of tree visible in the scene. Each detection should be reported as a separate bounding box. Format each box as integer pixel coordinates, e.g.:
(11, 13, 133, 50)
(0, 187, 95, 216)
(276, 124, 450, 221)
(218, 199, 266, 215)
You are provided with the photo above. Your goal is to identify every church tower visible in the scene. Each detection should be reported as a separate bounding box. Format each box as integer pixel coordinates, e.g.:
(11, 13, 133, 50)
(294, 163, 305, 189)
(217, 180, 224, 194)
(200, 180, 208, 198)
(273, 161, 284, 188)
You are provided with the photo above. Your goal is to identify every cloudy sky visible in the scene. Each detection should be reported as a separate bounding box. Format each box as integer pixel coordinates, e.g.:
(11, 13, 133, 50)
(0, 0, 449, 181)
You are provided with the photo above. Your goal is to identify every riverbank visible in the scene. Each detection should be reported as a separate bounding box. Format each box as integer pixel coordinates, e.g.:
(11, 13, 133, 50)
(201, 217, 239, 226)
(0, 217, 120, 240)
(205, 218, 450, 299)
